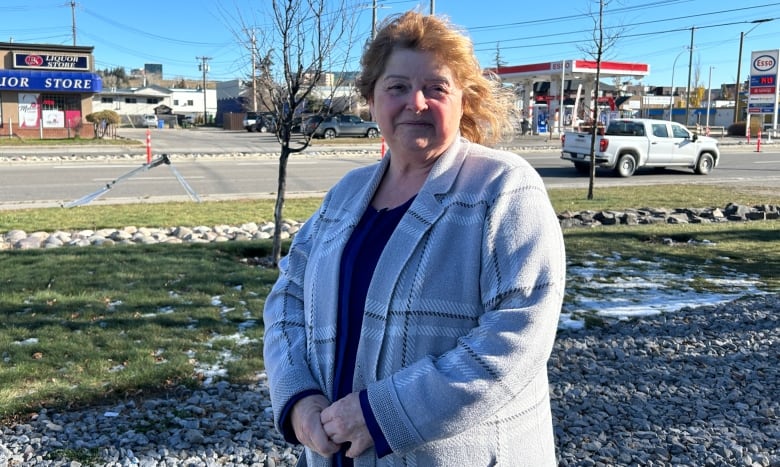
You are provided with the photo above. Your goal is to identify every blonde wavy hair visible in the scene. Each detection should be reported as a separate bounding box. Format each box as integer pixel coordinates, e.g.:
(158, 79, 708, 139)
(356, 11, 513, 146)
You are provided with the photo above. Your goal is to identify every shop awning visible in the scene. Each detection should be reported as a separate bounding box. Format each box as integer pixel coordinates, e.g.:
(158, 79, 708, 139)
(0, 69, 102, 93)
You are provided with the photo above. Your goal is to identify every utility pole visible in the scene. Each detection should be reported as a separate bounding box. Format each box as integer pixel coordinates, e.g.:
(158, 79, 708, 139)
(197, 56, 211, 125)
(70, 1, 77, 45)
(371, 0, 377, 40)
(734, 19, 774, 124)
(685, 26, 694, 127)
(250, 30, 257, 112)
(430, 0, 435, 15)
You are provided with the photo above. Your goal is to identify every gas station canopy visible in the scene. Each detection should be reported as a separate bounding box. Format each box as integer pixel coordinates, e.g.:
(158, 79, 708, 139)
(490, 59, 650, 134)
(493, 59, 650, 83)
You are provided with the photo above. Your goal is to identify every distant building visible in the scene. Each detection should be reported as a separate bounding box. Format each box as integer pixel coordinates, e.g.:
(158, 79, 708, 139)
(92, 84, 215, 127)
(216, 79, 251, 126)
(145, 63, 163, 76)
(0, 41, 102, 139)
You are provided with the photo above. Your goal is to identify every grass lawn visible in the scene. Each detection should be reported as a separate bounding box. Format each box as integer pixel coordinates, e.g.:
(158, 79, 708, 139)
(0, 184, 778, 420)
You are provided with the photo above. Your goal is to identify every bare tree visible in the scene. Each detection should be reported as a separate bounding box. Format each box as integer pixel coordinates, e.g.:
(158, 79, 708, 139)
(578, 0, 623, 200)
(494, 42, 507, 70)
(222, 0, 362, 266)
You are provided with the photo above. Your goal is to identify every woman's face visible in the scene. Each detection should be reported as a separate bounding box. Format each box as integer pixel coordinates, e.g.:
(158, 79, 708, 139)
(369, 49, 463, 161)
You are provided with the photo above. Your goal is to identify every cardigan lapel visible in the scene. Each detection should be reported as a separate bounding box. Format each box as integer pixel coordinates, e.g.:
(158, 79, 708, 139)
(355, 138, 472, 385)
(307, 158, 390, 394)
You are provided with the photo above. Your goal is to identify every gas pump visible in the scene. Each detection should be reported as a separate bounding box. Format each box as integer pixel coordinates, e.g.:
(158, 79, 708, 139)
(533, 103, 548, 135)
(563, 105, 574, 126)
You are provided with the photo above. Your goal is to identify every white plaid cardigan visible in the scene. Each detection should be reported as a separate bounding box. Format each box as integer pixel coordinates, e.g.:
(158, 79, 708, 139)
(263, 137, 566, 467)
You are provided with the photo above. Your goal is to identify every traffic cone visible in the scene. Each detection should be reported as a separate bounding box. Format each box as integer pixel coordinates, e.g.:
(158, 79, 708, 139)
(756, 130, 762, 153)
(146, 129, 152, 164)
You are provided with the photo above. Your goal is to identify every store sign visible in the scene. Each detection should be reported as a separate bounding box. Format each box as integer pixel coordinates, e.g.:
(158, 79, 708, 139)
(748, 50, 780, 116)
(0, 70, 102, 93)
(14, 52, 90, 71)
(752, 54, 776, 73)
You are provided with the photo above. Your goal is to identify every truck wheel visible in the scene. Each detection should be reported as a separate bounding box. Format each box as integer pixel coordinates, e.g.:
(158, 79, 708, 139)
(574, 162, 589, 174)
(615, 154, 636, 177)
(695, 153, 714, 175)
(367, 128, 379, 138)
(324, 129, 336, 139)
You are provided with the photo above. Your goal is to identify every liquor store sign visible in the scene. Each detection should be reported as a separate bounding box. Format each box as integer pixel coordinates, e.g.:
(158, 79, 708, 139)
(14, 52, 90, 71)
(0, 70, 102, 93)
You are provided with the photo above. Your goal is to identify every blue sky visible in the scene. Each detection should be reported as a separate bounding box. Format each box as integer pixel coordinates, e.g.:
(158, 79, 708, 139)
(1, 0, 778, 90)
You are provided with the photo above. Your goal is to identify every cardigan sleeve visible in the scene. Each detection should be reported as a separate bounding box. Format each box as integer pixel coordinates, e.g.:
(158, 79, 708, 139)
(263, 193, 332, 435)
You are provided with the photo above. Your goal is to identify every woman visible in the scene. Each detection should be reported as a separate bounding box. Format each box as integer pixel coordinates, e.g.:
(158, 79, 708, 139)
(263, 10, 566, 466)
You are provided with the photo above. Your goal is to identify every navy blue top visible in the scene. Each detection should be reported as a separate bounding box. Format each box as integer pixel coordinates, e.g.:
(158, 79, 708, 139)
(280, 197, 413, 465)
(334, 197, 414, 465)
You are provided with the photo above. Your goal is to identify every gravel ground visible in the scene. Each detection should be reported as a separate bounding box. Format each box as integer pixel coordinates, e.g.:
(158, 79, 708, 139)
(552, 293, 779, 467)
(0, 294, 777, 466)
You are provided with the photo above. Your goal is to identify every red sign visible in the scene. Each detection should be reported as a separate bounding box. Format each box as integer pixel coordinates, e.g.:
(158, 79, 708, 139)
(24, 55, 44, 67)
(750, 86, 777, 95)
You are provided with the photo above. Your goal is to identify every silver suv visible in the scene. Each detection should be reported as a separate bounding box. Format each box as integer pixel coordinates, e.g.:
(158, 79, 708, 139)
(303, 114, 380, 139)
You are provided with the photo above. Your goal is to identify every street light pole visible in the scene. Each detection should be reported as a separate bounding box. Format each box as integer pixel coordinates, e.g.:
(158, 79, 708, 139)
(734, 18, 774, 124)
(669, 49, 687, 122)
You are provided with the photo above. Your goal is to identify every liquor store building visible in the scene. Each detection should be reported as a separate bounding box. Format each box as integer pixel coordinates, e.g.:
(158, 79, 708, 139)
(0, 42, 103, 139)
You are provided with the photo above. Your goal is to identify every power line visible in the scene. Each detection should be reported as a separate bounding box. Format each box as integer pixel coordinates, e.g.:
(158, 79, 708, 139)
(471, 2, 780, 51)
(82, 7, 233, 48)
(468, 0, 691, 31)
(474, 16, 780, 53)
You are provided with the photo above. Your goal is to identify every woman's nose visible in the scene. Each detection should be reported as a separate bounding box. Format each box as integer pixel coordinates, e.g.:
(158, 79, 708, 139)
(406, 89, 428, 113)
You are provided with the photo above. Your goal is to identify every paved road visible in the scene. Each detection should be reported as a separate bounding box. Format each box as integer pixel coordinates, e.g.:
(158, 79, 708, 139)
(1, 128, 778, 209)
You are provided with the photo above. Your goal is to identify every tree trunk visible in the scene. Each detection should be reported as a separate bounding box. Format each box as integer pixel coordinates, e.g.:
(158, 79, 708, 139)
(587, 76, 600, 200)
(587, 0, 605, 201)
(272, 147, 290, 266)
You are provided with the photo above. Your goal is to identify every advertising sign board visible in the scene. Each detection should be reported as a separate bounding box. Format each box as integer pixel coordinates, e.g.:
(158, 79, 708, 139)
(13, 53, 90, 71)
(747, 50, 779, 125)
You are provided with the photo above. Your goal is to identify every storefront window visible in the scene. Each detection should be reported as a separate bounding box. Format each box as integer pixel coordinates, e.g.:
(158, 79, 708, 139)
(40, 94, 81, 128)
(41, 94, 80, 112)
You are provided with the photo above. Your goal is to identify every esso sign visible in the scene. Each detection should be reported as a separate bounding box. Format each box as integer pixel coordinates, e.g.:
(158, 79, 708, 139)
(753, 55, 776, 72)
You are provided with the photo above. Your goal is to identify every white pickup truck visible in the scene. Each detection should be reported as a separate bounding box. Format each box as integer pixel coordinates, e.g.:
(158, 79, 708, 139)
(560, 118, 720, 177)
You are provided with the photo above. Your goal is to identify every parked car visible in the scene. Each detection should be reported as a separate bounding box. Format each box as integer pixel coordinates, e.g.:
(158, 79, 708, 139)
(243, 112, 277, 133)
(143, 115, 158, 128)
(302, 115, 325, 135)
(243, 112, 259, 131)
(258, 114, 278, 133)
(560, 118, 720, 177)
(303, 114, 380, 139)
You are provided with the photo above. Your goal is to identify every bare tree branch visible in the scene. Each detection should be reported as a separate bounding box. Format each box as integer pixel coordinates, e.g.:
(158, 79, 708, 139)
(576, 0, 625, 200)
(226, 0, 364, 265)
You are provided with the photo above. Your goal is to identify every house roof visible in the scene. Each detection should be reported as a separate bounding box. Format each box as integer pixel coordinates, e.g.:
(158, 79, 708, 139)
(99, 84, 172, 97)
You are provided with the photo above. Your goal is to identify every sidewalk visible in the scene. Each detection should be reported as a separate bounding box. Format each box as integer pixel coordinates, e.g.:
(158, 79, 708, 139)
(0, 129, 775, 159)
